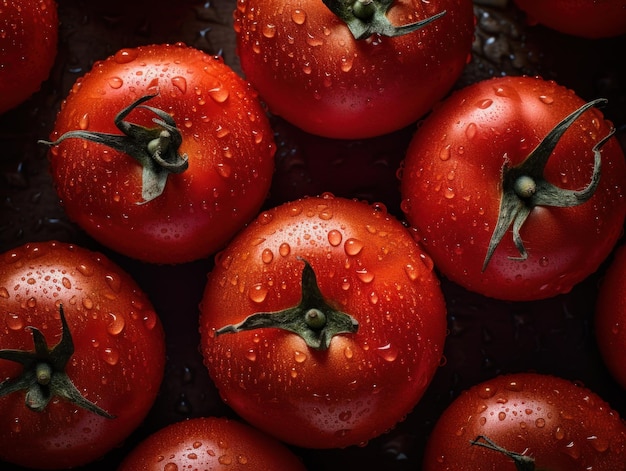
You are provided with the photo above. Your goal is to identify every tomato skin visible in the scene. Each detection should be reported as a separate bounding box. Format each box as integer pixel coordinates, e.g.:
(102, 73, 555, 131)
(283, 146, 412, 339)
(423, 372, 626, 470)
(0, 241, 165, 470)
(47, 43, 276, 264)
(199, 194, 447, 449)
(400, 75, 626, 301)
(514, 0, 626, 39)
(0, 0, 58, 115)
(596, 244, 626, 391)
(234, 0, 475, 139)
(118, 416, 307, 471)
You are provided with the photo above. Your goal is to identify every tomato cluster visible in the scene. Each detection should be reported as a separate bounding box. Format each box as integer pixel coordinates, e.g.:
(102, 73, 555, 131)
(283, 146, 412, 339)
(1, 0, 626, 470)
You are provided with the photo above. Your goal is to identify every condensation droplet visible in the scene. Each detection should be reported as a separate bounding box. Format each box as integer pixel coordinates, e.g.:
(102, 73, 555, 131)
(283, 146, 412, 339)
(106, 312, 125, 336)
(262, 23, 276, 38)
(294, 350, 307, 363)
(171, 76, 187, 94)
(0, 287, 8, 298)
(261, 248, 274, 264)
(279, 243, 291, 257)
(539, 95, 554, 105)
(248, 284, 268, 303)
(79, 113, 89, 130)
(535, 418, 546, 428)
(101, 347, 120, 366)
(291, 8, 306, 24)
(356, 269, 374, 283)
(114, 48, 138, 64)
(439, 145, 451, 161)
(6, 313, 24, 331)
(345, 238, 364, 256)
(375, 343, 398, 362)
(477, 98, 493, 109)
(108, 77, 123, 89)
(328, 230, 343, 247)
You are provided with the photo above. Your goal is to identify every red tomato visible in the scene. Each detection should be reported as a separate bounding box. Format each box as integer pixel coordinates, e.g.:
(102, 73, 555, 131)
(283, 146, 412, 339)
(596, 243, 626, 391)
(118, 416, 307, 471)
(0, 0, 58, 115)
(514, 0, 626, 39)
(400, 75, 626, 301)
(43, 43, 276, 264)
(423, 372, 626, 470)
(199, 194, 447, 449)
(0, 241, 165, 469)
(234, 0, 475, 139)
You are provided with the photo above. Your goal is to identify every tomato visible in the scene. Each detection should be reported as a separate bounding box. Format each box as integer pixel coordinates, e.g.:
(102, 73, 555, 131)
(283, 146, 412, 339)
(514, 0, 626, 39)
(42, 43, 276, 264)
(0, 241, 165, 469)
(400, 75, 626, 301)
(118, 416, 307, 470)
(0, 0, 58, 115)
(234, 0, 475, 139)
(422, 372, 626, 470)
(198, 193, 447, 449)
(596, 243, 626, 391)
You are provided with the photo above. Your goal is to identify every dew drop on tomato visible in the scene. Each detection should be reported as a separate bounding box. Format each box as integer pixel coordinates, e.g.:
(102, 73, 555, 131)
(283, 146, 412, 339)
(171, 76, 187, 94)
(113, 48, 138, 64)
(108, 76, 123, 89)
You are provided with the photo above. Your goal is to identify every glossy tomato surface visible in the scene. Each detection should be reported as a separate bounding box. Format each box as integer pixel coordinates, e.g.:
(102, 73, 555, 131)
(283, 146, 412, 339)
(118, 416, 307, 471)
(1, 1, 626, 470)
(514, 0, 626, 38)
(0, 241, 165, 469)
(422, 372, 626, 470)
(400, 75, 626, 301)
(235, 0, 475, 138)
(46, 43, 275, 264)
(0, 0, 58, 115)
(199, 194, 447, 448)
(596, 245, 626, 391)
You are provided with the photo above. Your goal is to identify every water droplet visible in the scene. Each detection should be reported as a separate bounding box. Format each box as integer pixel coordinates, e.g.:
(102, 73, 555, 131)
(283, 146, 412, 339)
(245, 349, 257, 361)
(535, 418, 546, 428)
(82, 297, 94, 310)
(114, 48, 138, 64)
(6, 313, 23, 331)
(369, 291, 379, 305)
(478, 385, 497, 399)
(477, 98, 493, 109)
(237, 454, 249, 464)
(328, 229, 343, 247)
(101, 347, 120, 365)
(444, 187, 455, 199)
(498, 412, 506, 421)
(375, 343, 398, 362)
(215, 163, 232, 178)
(79, 113, 89, 130)
(338, 411, 352, 422)
(218, 455, 232, 465)
(248, 284, 268, 303)
(62, 277, 72, 289)
(539, 257, 549, 267)
(104, 273, 122, 293)
(439, 145, 452, 161)
(279, 243, 291, 257)
(340, 55, 354, 72)
(10, 417, 21, 433)
(143, 310, 158, 330)
(465, 122, 478, 140)
(344, 238, 364, 256)
(291, 8, 306, 24)
(262, 23, 276, 38)
(208, 83, 229, 103)
(108, 77, 123, 89)
(294, 350, 307, 363)
(106, 312, 125, 336)
(539, 95, 554, 105)
(261, 248, 274, 264)
(356, 269, 374, 283)
(0, 287, 8, 298)
(344, 346, 354, 359)
(587, 435, 609, 452)
(171, 76, 187, 94)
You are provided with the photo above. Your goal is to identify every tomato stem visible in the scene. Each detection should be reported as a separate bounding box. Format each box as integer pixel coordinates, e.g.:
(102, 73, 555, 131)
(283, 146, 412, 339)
(322, 0, 446, 39)
(215, 258, 359, 350)
(470, 435, 535, 471)
(483, 98, 613, 271)
(0, 305, 116, 418)
(39, 94, 188, 204)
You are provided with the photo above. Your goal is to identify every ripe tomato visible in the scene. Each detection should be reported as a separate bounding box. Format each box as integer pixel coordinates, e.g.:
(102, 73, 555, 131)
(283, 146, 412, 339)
(423, 372, 626, 470)
(118, 416, 307, 471)
(0, 241, 165, 469)
(234, 0, 475, 139)
(596, 243, 626, 391)
(43, 43, 276, 264)
(0, 0, 58, 115)
(400, 75, 626, 301)
(514, 0, 626, 39)
(199, 194, 447, 449)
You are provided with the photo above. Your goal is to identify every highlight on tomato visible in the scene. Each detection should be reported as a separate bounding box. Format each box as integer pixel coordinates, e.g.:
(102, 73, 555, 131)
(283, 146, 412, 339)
(0, 241, 166, 469)
(117, 416, 308, 471)
(234, 0, 475, 139)
(422, 372, 626, 470)
(513, 0, 626, 39)
(400, 75, 626, 301)
(41, 43, 276, 264)
(199, 194, 448, 449)
(595, 243, 626, 391)
(0, 0, 58, 115)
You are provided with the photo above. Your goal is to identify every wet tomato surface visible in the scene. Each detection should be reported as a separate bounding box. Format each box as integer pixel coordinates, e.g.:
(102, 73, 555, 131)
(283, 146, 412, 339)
(1, 0, 626, 470)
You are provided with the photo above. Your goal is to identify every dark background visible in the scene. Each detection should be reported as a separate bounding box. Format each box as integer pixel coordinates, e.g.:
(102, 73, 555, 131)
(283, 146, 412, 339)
(1, 0, 625, 469)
